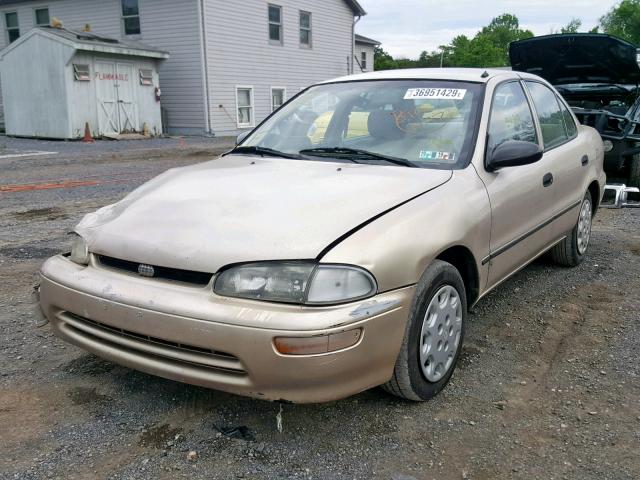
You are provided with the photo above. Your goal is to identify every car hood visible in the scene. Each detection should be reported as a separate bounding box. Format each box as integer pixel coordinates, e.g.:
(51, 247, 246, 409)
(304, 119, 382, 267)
(76, 155, 452, 273)
(509, 34, 640, 86)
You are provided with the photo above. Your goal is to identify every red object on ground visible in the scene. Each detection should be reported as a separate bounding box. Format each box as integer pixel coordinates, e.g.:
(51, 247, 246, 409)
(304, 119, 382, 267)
(82, 122, 95, 143)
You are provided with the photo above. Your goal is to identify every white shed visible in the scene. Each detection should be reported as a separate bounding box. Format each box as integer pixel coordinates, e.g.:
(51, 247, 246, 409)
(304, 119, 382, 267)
(0, 26, 168, 139)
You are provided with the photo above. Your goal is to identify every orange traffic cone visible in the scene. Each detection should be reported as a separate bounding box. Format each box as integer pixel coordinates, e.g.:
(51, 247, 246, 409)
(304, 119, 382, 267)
(82, 122, 95, 143)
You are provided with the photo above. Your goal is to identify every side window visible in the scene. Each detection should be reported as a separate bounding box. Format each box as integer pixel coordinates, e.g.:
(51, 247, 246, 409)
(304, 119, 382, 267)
(488, 82, 537, 152)
(271, 87, 285, 112)
(5, 12, 20, 43)
(526, 81, 569, 149)
(236, 87, 254, 128)
(268, 4, 282, 45)
(35, 8, 50, 27)
(299, 11, 311, 47)
(121, 0, 141, 36)
(558, 97, 578, 138)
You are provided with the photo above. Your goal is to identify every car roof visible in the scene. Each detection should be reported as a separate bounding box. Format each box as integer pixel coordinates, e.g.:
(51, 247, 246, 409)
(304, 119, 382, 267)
(321, 68, 536, 85)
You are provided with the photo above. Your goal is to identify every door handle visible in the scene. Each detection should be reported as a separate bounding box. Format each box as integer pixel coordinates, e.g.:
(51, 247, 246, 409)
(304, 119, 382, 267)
(543, 172, 553, 187)
(581, 155, 589, 166)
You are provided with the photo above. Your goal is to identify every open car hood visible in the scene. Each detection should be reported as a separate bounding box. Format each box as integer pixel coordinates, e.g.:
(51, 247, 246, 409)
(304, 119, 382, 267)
(509, 34, 640, 86)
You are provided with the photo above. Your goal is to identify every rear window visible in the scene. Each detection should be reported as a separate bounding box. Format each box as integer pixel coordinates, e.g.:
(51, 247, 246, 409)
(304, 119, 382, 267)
(526, 81, 571, 149)
(558, 99, 578, 138)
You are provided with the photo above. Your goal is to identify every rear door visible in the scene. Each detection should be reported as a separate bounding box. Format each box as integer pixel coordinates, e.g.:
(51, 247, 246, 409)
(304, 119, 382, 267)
(477, 80, 558, 290)
(523, 81, 585, 240)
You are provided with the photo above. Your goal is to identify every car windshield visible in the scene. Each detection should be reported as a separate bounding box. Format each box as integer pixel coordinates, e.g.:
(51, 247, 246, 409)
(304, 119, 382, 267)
(240, 80, 484, 169)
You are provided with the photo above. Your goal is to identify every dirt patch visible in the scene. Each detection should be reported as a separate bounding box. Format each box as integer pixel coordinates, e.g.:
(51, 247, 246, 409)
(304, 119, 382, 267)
(138, 424, 183, 448)
(0, 245, 59, 259)
(11, 207, 68, 221)
(67, 386, 111, 406)
(0, 386, 68, 468)
(629, 242, 640, 256)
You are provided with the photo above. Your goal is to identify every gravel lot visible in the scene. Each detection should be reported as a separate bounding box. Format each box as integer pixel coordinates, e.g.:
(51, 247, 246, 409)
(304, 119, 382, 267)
(1, 137, 638, 480)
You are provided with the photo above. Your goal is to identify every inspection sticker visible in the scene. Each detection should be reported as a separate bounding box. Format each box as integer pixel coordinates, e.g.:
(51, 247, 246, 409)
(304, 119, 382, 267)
(419, 150, 455, 161)
(404, 88, 467, 100)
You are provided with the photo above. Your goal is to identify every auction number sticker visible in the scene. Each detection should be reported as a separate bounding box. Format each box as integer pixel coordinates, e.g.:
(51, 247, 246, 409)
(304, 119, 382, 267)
(404, 88, 467, 100)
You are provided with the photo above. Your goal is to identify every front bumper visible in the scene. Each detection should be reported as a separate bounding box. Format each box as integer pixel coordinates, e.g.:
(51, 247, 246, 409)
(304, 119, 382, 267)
(39, 255, 414, 403)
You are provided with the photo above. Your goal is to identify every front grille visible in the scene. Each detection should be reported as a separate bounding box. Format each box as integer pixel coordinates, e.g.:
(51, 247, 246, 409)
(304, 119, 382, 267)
(97, 255, 213, 286)
(60, 312, 246, 375)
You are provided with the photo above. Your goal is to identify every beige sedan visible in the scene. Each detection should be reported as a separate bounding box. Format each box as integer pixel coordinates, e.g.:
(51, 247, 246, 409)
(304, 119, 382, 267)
(39, 69, 605, 403)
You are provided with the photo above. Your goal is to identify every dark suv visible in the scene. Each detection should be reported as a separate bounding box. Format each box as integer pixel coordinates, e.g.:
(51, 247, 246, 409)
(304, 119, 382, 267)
(510, 33, 640, 187)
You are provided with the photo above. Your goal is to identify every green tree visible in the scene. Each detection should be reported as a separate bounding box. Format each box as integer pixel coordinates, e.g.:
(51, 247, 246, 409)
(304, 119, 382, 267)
(372, 13, 534, 70)
(600, 0, 640, 45)
(560, 18, 582, 33)
(373, 45, 397, 70)
(476, 13, 534, 65)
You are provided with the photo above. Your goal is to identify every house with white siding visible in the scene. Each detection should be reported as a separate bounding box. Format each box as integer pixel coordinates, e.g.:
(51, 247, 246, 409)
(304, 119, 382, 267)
(0, 0, 366, 136)
(354, 33, 379, 73)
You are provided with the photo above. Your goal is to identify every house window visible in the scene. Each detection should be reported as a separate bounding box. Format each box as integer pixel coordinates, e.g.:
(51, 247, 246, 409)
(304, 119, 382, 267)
(271, 87, 286, 112)
(34, 8, 50, 27)
(361, 51, 367, 70)
(268, 4, 282, 44)
(299, 11, 311, 47)
(73, 64, 90, 81)
(5, 12, 19, 43)
(236, 87, 254, 127)
(139, 68, 153, 85)
(121, 0, 141, 35)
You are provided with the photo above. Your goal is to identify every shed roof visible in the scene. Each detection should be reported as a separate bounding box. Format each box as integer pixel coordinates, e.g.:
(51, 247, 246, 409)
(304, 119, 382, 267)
(355, 34, 380, 46)
(0, 26, 169, 59)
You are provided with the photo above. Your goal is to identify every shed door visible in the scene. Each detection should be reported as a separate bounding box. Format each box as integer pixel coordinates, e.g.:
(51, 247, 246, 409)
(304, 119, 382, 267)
(96, 61, 120, 134)
(116, 63, 137, 132)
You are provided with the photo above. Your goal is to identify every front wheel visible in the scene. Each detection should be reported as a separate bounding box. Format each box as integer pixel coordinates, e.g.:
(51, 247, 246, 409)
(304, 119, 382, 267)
(382, 260, 466, 401)
(550, 190, 592, 267)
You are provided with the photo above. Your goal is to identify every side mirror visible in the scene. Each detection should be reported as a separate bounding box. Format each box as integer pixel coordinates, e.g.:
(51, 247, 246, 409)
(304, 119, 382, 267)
(236, 130, 251, 145)
(487, 140, 543, 172)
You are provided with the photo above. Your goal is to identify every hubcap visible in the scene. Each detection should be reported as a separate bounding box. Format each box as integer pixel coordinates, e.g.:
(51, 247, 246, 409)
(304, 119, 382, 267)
(577, 198, 592, 255)
(419, 285, 463, 382)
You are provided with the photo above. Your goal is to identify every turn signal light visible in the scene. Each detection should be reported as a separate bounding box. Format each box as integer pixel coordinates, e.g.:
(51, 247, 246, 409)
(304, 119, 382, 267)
(274, 329, 362, 355)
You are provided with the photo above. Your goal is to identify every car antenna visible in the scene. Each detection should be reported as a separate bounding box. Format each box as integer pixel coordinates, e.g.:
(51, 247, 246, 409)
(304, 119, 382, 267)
(481, 71, 489, 78)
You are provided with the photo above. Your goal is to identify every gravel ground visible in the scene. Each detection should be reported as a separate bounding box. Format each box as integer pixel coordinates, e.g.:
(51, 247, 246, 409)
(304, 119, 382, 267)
(0, 143, 638, 480)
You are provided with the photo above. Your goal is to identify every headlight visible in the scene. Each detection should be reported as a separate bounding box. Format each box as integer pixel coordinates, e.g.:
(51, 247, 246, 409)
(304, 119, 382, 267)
(213, 262, 377, 305)
(603, 140, 614, 152)
(69, 233, 90, 265)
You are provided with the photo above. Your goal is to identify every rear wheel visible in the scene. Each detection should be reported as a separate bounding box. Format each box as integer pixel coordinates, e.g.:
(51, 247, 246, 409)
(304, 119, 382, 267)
(628, 154, 640, 188)
(382, 260, 466, 401)
(550, 190, 592, 267)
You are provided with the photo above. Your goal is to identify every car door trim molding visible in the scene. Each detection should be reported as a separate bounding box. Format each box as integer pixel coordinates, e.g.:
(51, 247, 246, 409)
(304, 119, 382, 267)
(482, 199, 581, 265)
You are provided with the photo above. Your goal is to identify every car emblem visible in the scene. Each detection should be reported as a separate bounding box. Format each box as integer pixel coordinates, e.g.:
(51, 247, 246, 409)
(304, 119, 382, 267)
(137, 263, 155, 277)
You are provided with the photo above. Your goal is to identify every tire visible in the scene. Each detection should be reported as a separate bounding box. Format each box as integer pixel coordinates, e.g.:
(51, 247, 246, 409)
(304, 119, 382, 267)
(629, 154, 640, 189)
(382, 260, 466, 401)
(550, 190, 593, 267)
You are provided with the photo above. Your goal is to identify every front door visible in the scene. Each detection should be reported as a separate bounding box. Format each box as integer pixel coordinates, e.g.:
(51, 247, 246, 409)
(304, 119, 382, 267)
(478, 80, 558, 290)
(96, 61, 137, 134)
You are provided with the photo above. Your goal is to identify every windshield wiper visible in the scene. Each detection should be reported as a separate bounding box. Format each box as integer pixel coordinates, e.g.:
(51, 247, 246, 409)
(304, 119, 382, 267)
(299, 147, 418, 168)
(230, 145, 304, 160)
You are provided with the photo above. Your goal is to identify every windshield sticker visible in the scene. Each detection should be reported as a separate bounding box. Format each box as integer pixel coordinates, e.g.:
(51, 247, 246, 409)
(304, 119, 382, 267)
(404, 88, 467, 100)
(419, 150, 455, 161)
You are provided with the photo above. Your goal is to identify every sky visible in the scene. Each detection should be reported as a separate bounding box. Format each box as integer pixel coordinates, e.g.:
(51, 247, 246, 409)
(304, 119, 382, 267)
(356, 0, 620, 58)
